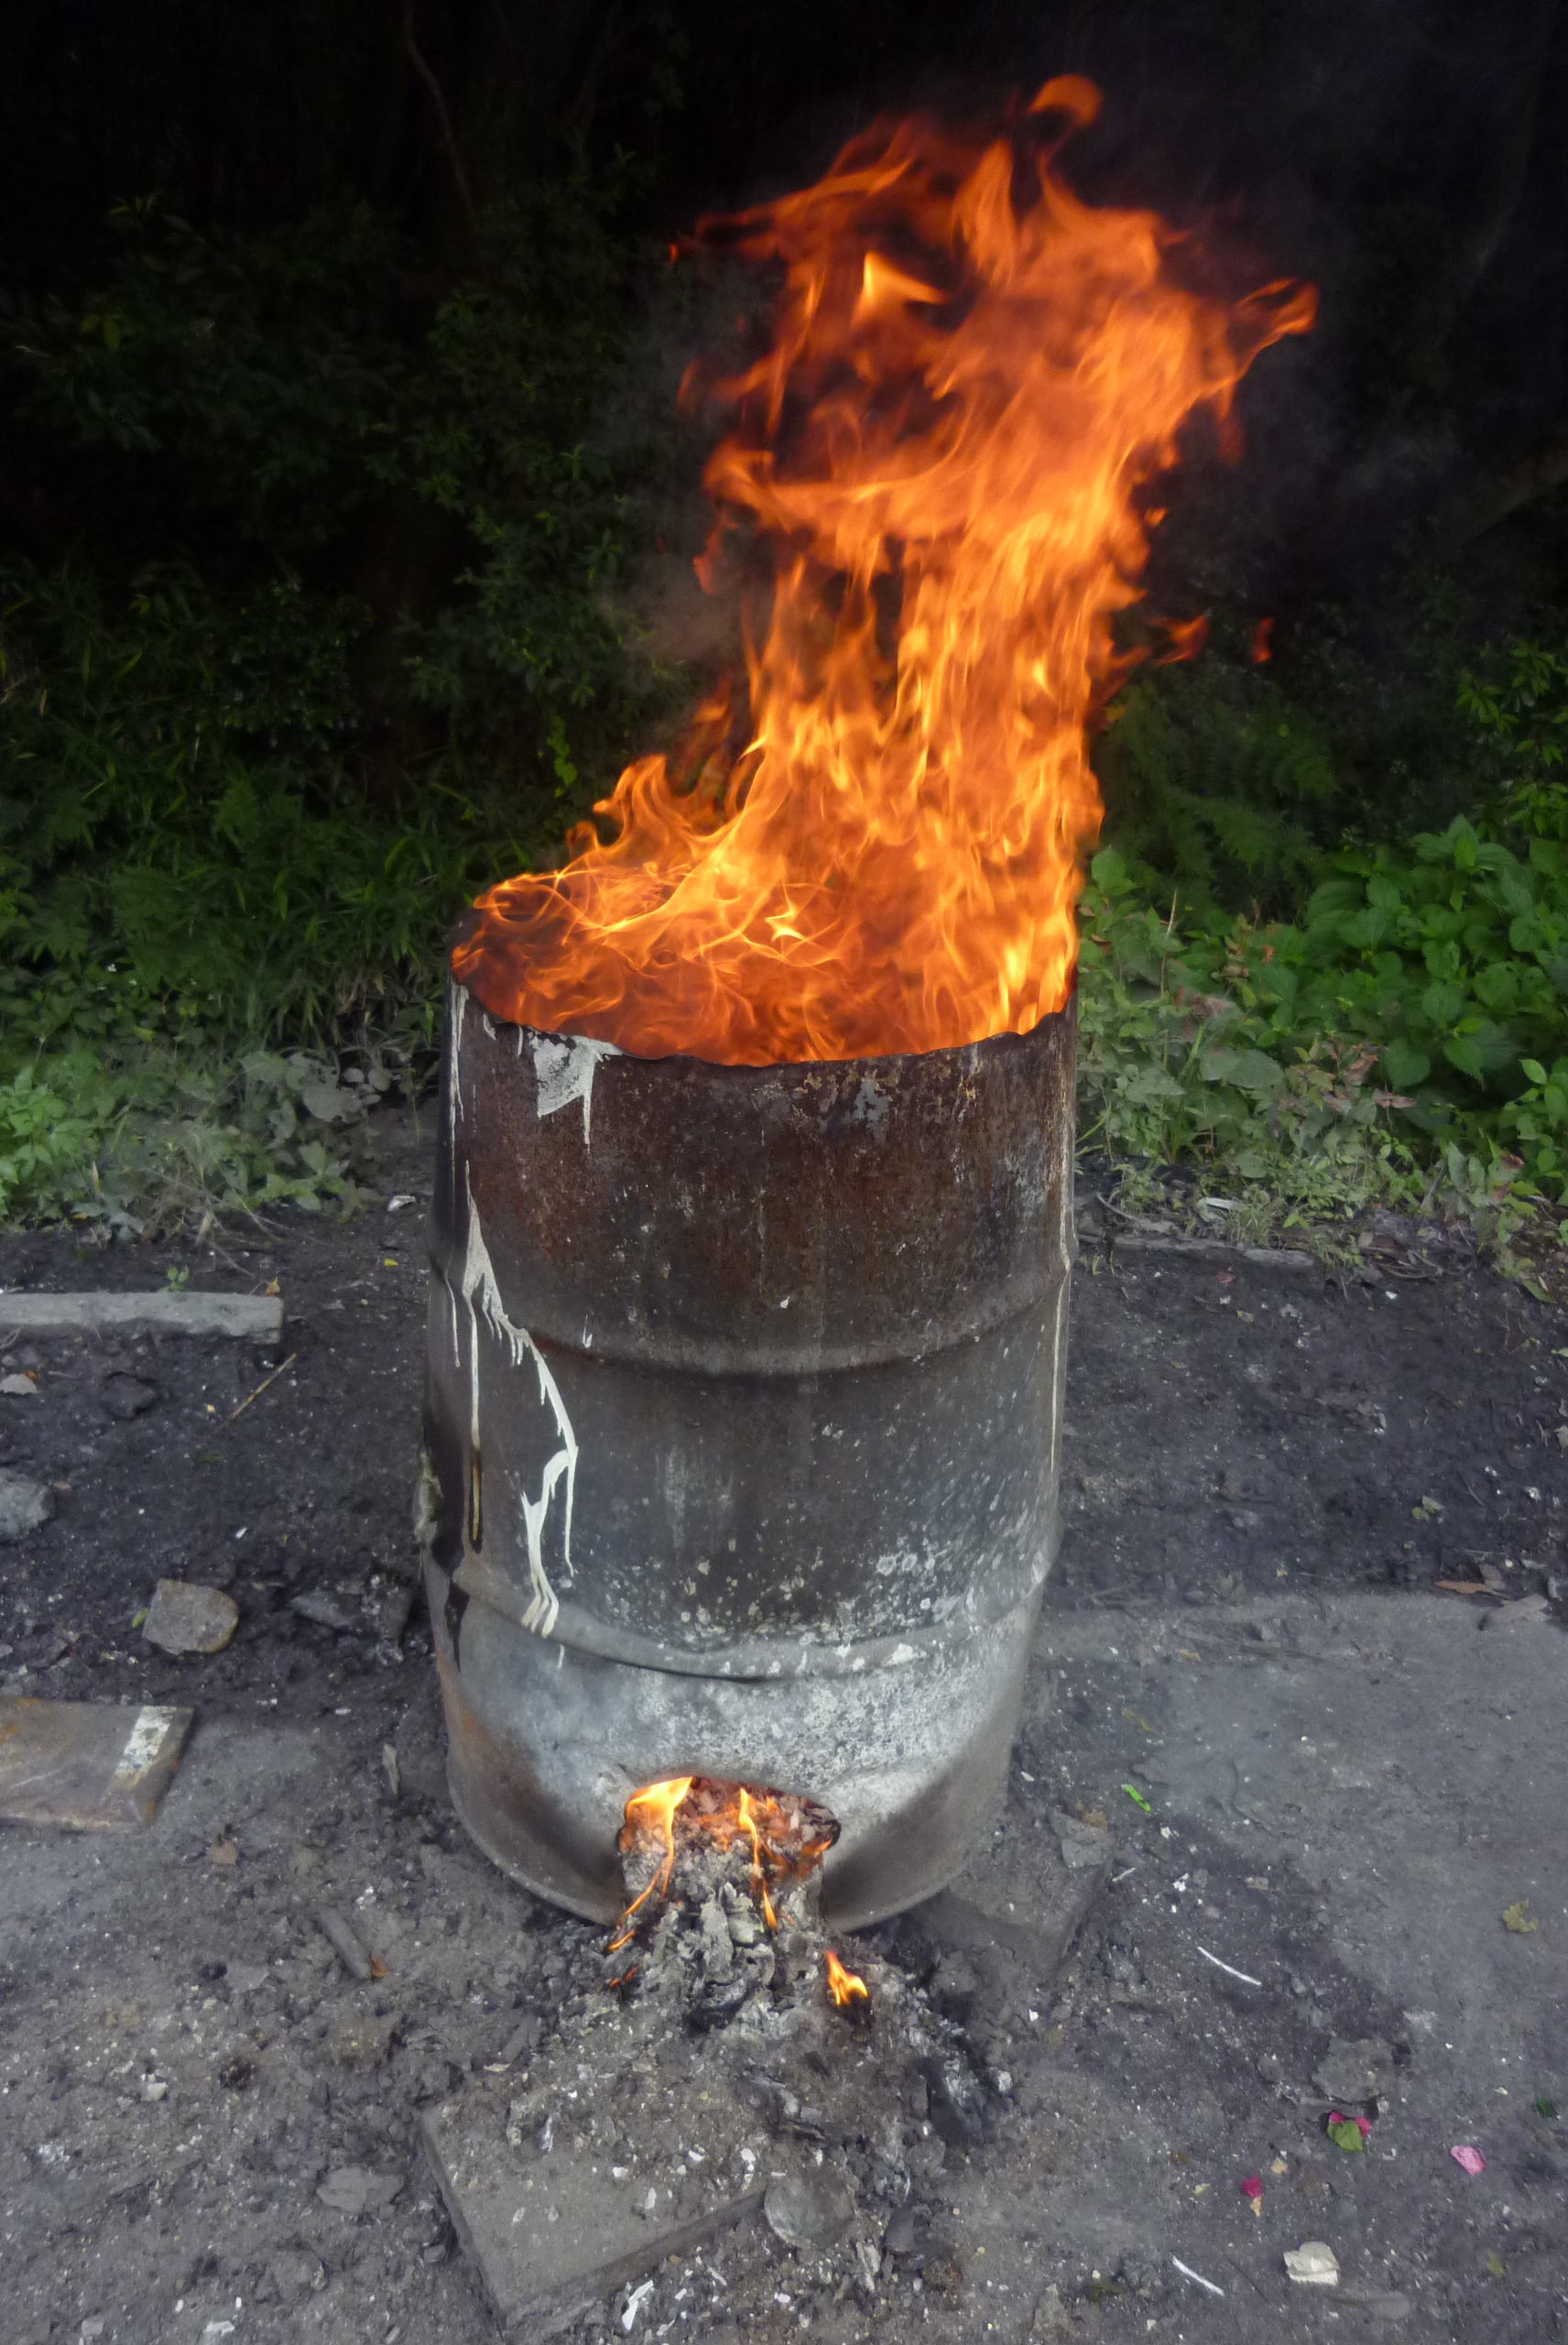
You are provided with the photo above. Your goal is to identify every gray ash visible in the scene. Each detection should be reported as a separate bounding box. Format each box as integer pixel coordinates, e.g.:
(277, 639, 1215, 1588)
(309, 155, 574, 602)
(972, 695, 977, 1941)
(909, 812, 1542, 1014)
(605, 1776, 843, 2033)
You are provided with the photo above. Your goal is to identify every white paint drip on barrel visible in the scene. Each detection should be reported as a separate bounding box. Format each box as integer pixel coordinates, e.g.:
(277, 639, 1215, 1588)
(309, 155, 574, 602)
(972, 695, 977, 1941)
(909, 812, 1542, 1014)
(110, 1707, 176, 1784)
(447, 982, 469, 1147)
(528, 1032, 619, 1148)
(458, 1166, 577, 1639)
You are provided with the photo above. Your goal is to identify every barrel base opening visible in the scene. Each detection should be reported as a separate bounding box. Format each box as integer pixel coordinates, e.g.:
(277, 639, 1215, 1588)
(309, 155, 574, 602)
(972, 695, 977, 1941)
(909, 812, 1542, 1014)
(430, 1560, 1044, 1932)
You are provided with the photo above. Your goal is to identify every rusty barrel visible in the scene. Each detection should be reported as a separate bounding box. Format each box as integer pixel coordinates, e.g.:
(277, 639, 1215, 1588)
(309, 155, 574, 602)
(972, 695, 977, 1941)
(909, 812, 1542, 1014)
(420, 978, 1075, 1928)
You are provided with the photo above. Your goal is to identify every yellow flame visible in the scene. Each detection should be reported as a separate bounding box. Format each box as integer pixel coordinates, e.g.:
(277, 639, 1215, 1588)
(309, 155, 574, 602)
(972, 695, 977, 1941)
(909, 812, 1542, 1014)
(606, 1775, 693, 1951)
(824, 1947, 870, 2008)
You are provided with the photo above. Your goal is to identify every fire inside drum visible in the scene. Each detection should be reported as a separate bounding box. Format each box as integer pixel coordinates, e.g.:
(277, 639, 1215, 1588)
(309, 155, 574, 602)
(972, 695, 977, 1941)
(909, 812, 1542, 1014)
(421, 980, 1075, 1927)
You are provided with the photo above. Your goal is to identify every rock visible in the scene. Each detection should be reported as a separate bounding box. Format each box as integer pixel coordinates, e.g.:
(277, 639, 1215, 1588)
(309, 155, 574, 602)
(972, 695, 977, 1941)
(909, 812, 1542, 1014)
(763, 2171, 855, 2252)
(290, 1587, 362, 1632)
(922, 2047, 989, 2148)
(1051, 1809, 1113, 1871)
(317, 2165, 406, 2217)
(698, 1897, 734, 1981)
(329, 2012, 397, 2067)
(1312, 2037, 1396, 2105)
(270, 2249, 326, 2304)
(1031, 2285, 1072, 2338)
(100, 1372, 158, 1420)
(691, 1973, 753, 2031)
(0, 1372, 40, 1399)
(498, 2012, 542, 2065)
(1284, 2240, 1340, 2287)
(882, 2208, 917, 2255)
(1339, 2287, 1412, 2322)
(0, 1471, 53, 1542)
(142, 1579, 240, 1655)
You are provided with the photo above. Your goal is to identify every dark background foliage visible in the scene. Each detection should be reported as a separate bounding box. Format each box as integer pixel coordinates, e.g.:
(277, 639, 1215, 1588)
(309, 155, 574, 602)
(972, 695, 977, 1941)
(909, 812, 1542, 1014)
(2, 0, 1567, 1222)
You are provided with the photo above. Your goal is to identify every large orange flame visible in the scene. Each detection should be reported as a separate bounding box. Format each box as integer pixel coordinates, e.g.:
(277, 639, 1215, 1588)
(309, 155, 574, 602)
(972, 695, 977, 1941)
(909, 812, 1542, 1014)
(454, 77, 1314, 1065)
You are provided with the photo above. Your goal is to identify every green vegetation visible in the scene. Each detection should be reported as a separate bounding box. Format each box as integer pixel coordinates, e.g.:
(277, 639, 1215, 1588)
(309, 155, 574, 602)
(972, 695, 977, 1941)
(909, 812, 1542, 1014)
(0, 181, 670, 1232)
(3, 29, 1568, 1269)
(1079, 635, 1568, 1270)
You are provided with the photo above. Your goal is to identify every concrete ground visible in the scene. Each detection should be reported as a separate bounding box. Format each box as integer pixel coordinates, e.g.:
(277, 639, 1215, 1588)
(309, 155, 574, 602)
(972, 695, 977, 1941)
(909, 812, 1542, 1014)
(0, 1125, 1563, 2341)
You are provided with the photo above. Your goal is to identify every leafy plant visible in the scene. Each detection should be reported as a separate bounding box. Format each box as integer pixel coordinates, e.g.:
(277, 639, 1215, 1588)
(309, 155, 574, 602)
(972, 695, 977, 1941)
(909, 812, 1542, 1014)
(1076, 769, 1568, 1256)
(1094, 651, 1339, 913)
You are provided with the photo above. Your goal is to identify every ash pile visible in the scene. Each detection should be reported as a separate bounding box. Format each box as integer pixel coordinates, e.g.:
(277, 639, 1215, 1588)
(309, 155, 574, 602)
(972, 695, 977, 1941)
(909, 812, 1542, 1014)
(422, 1773, 1010, 2337)
(604, 1776, 853, 2031)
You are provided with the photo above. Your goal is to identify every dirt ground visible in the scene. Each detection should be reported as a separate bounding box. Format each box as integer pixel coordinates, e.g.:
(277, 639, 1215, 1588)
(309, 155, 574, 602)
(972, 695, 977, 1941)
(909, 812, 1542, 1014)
(1, 1102, 1564, 2344)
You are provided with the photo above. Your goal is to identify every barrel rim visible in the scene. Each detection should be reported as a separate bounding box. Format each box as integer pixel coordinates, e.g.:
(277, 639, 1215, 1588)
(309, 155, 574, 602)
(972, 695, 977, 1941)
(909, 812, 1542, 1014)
(446, 961, 1077, 1085)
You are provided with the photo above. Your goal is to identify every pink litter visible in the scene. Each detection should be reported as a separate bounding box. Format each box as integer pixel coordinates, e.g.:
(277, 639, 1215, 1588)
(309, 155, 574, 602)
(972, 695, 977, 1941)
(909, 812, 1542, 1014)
(1240, 2175, 1263, 2200)
(1450, 2145, 1486, 2176)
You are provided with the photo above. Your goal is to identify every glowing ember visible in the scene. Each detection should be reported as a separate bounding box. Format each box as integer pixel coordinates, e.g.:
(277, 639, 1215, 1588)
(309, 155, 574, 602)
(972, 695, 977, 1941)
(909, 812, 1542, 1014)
(608, 1774, 839, 1958)
(824, 1948, 870, 2010)
(454, 75, 1313, 1066)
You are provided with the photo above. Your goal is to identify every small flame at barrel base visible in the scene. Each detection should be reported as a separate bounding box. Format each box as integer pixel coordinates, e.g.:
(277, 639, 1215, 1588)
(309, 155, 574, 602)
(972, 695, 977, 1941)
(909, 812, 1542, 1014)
(607, 1773, 840, 1990)
(824, 1947, 872, 2019)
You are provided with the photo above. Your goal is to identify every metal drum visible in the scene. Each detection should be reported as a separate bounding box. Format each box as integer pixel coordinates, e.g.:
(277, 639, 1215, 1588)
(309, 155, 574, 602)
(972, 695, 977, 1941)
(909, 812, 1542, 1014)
(420, 976, 1074, 1928)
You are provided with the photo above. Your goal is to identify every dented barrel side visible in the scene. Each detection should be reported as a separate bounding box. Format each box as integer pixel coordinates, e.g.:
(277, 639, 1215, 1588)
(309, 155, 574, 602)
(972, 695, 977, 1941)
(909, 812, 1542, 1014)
(421, 978, 1075, 1926)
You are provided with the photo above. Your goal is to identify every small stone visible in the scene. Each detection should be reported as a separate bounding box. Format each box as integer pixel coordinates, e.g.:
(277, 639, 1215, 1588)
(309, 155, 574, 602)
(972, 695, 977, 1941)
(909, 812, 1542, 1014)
(317, 2165, 406, 2218)
(763, 2171, 855, 2252)
(883, 2208, 917, 2256)
(271, 2249, 326, 2304)
(142, 1579, 239, 1655)
(0, 1471, 52, 1543)
(498, 2012, 541, 2065)
(100, 1372, 158, 1420)
(698, 1897, 734, 1982)
(329, 2012, 397, 2067)
(1312, 2038, 1395, 2105)
(0, 1373, 40, 1399)
(1051, 1808, 1112, 1871)
(1284, 2240, 1340, 2287)
(1031, 2285, 1071, 2339)
(290, 1587, 361, 1633)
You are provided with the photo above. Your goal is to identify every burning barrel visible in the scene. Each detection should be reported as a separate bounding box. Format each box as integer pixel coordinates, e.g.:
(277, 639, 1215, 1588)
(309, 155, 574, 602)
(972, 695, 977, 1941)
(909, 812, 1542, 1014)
(415, 81, 1310, 1936)
(421, 983, 1075, 1927)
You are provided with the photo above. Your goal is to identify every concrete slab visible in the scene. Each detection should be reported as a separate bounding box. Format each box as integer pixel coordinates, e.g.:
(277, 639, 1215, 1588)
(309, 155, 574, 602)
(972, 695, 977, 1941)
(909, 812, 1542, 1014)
(0, 1289, 284, 1341)
(420, 2095, 765, 2334)
(0, 1696, 193, 1828)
